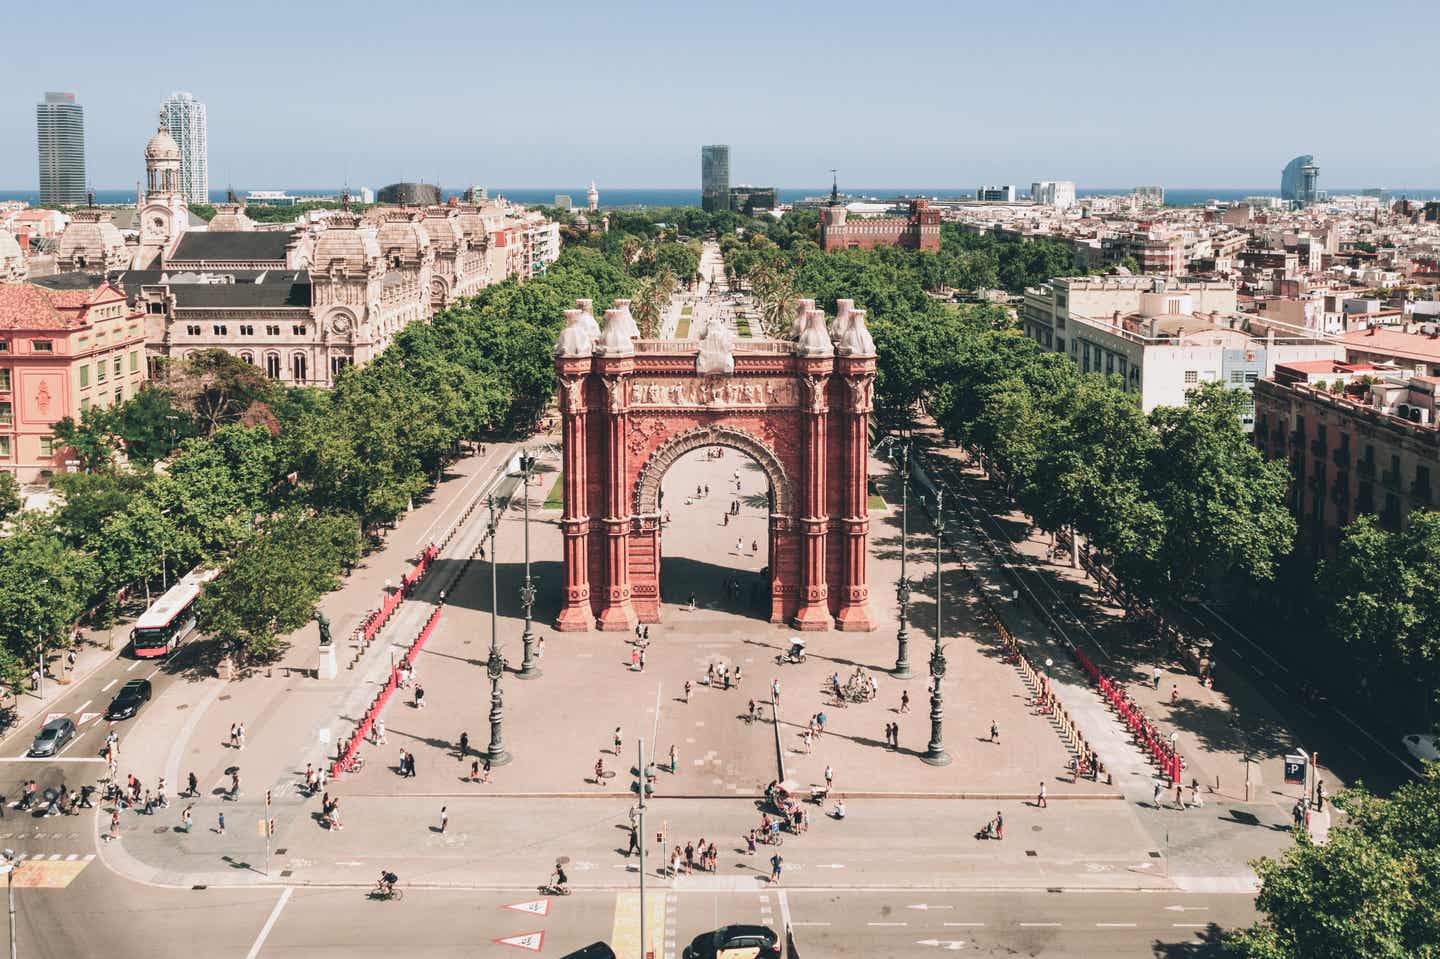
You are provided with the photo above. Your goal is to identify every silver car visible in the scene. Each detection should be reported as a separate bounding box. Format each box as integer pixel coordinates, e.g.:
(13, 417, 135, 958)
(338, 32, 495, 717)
(29, 717, 76, 758)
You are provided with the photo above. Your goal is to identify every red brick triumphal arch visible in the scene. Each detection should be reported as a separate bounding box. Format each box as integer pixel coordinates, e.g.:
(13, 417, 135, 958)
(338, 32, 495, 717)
(552, 296, 877, 632)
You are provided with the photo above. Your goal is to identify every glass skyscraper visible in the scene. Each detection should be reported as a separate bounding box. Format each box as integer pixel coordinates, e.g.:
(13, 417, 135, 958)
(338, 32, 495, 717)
(701, 145, 730, 213)
(161, 91, 209, 204)
(1280, 154, 1319, 206)
(36, 92, 87, 207)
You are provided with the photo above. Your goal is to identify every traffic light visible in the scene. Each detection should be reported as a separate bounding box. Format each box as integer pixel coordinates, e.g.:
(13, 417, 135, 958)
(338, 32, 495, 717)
(268, 818, 276, 837)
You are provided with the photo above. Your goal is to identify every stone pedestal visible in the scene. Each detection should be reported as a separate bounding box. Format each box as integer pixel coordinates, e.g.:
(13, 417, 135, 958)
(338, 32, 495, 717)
(318, 644, 337, 680)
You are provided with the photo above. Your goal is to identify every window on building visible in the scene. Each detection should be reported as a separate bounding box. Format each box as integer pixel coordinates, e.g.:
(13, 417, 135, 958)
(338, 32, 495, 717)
(1118, 358, 1128, 381)
(1230, 370, 1247, 384)
(113, 356, 122, 376)
(330, 356, 351, 377)
(292, 324, 306, 336)
(1245, 371, 1258, 384)
(148, 302, 165, 314)
(239, 325, 254, 336)
(39, 436, 54, 457)
(186, 324, 201, 336)
(0, 370, 8, 392)
(0, 436, 9, 458)
(212, 325, 228, 335)
(0, 402, 10, 425)
(1184, 370, 1199, 384)
(292, 353, 307, 383)
(0, 340, 8, 353)
(114, 388, 122, 405)
(265, 354, 281, 379)
(130, 350, 139, 372)
(240, 352, 254, 365)
(266, 325, 280, 336)
(30, 340, 53, 353)
(79, 365, 89, 388)
(96, 361, 106, 383)
(80, 397, 90, 412)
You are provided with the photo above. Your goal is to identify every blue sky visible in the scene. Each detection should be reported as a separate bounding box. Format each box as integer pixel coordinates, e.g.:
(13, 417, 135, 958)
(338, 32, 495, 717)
(4, 0, 1438, 190)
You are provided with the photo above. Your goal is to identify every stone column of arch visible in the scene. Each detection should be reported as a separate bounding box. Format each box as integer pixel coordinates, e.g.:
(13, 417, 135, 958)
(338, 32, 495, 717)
(595, 365, 639, 631)
(793, 363, 836, 630)
(834, 357, 877, 630)
(553, 363, 594, 631)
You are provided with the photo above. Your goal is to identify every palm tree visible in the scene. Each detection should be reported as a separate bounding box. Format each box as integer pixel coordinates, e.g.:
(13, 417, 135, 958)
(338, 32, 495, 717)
(752, 265, 798, 339)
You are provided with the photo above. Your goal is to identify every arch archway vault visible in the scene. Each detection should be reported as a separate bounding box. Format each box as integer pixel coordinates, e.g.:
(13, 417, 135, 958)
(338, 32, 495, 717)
(553, 304, 876, 633)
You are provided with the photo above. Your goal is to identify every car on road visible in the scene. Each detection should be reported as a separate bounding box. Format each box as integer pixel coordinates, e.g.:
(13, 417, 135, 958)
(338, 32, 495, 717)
(1403, 733, 1439, 764)
(559, 945, 616, 959)
(683, 925, 780, 959)
(105, 679, 153, 720)
(29, 717, 76, 757)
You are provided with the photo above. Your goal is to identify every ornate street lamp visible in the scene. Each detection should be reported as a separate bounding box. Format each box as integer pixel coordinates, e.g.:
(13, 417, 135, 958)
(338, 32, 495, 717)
(921, 487, 952, 766)
(517, 449, 541, 679)
(484, 496, 511, 766)
(891, 441, 912, 679)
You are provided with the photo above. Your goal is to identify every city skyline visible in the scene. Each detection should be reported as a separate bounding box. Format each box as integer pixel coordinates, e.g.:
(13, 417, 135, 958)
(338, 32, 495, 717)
(4, 0, 1438, 191)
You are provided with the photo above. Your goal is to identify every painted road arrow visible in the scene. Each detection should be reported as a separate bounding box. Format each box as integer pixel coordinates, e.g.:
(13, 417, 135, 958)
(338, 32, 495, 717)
(494, 931, 545, 952)
(908, 904, 955, 911)
(503, 898, 550, 917)
(916, 940, 967, 950)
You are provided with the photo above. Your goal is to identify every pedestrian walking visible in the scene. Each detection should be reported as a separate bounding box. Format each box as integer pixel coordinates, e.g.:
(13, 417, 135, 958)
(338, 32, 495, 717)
(187, 771, 198, 798)
(470, 759, 479, 782)
(237, 723, 246, 750)
(415, 685, 426, 709)
(229, 723, 238, 749)
(1316, 779, 1326, 812)
(1153, 666, 1162, 689)
(669, 744, 678, 774)
(688, 592, 696, 611)
(595, 758, 606, 786)
(229, 771, 240, 800)
(746, 830, 757, 855)
(481, 758, 492, 784)
(613, 726, 623, 755)
(376, 718, 387, 744)
(1171, 684, 1179, 704)
(217, 811, 225, 835)
(1189, 779, 1202, 809)
(639, 647, 647, 671)
(995, 811, 1004, 840)
(1153, 781, 1164, 807)
(181, 805, 193, 833)
(1037, 782, 1047, 808)
(771, 678, 780, 705)
(631, 648, 640, 670)
(900, 691, 910, 714)
(1175, 785, 1185, 811)
(769, 853, 783, 885)
(722, 665, 730, 690)
(684, 680, 692, 703)
(734, 665, 742, 686)
(626, 824, 640, 857)
(439, 805, 448, 833)
(824, 765, 834, 791)
(459, 731, 469, 758)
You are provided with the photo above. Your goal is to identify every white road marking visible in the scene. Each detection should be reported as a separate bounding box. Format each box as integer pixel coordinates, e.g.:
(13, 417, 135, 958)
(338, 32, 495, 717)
(245, 886, 294, 959)
(788, 922, 829, 927)
(0, 758, 104, 763)
(101, 680, 117, 693)
(1019, 923, 1061, 928)
(868, 922, 907, 927)
(777, 889, 792, 935)
(146, 666, 163, 680)
(75, 701, 91, 713)
(1096, 923, 1137, 928)
(1172, 923, 1207, 928)
(943, 923, 985, 927)
(126, 661, 140, 672)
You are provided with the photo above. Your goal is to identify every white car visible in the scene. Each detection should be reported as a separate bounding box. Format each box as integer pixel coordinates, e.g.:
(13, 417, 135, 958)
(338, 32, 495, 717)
(1402, 733, 1439, 763)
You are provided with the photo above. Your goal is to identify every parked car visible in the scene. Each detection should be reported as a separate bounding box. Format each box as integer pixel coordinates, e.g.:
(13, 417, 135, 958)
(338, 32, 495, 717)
(105, 679, 153, 720)
(684, 925, 780, 959)
(29, 717, 76, 757)
(1403, 733, 1439, 764)
(560, 945, 617, 959)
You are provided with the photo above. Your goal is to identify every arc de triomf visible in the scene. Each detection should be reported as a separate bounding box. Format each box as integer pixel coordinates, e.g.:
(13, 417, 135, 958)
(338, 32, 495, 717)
(552, 296, 876, 632)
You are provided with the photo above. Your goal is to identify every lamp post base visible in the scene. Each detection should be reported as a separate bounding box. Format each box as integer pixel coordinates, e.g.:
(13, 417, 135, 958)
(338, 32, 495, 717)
(919, 749, 952, 767)
(484, 747, 512, 767)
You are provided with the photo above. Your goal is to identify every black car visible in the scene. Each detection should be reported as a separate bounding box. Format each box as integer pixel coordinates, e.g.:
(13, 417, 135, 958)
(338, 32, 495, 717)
(559, 945, 617, 959)
(684, 925, 780, 959)
(106, 679, 152, 720)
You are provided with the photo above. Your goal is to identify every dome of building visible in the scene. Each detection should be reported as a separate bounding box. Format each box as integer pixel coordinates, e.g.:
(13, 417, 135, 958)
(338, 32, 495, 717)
(56, 211, 128, 272)
(0, 231, 27, 284)
(313, 213, 380, 273)
(837, 308, 875, 356)
(377, 212, 432, 262)
(576, 298, 602, 338)
(795, 306, 835, 357)
(555, 308, 595, 357)
(145, 124, 181, 162)
(420, 208, 463, 252)
(599, 303, 638, 354)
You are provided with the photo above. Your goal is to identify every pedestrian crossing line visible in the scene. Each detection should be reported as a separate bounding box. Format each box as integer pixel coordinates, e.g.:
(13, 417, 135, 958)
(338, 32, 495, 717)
(8, 855, 93, 888)
(610, 890, 666, 959)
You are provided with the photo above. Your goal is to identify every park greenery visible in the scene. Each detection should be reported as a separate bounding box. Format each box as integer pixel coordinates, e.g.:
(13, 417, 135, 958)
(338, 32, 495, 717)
(1226, 765, 1440, 959)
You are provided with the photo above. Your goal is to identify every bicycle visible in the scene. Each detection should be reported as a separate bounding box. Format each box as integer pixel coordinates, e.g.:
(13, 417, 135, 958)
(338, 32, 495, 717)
(371, 881, 404, 902)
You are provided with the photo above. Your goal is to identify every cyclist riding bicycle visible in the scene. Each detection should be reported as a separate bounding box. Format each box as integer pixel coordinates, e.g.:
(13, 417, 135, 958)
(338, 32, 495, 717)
(550, 864, 568, 893)
(377, 870, 398, 896)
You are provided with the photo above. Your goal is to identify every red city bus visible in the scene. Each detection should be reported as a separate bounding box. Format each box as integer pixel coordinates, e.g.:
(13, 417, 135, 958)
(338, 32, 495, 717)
(131, 567, 220, 658)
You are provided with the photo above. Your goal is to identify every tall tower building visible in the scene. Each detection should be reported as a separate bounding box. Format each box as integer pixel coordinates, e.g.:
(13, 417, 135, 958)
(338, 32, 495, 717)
(161, 91, 208, 204)
(1280, 154, 1319, 206)
(588, 180, 599, 211)
(35, 92, 87, 207)
(701, 145, 730, 212)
